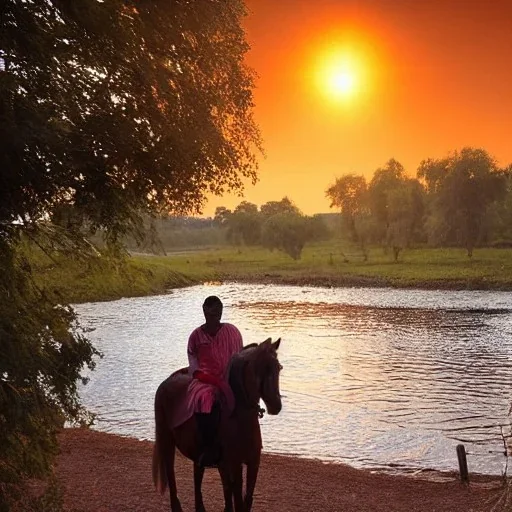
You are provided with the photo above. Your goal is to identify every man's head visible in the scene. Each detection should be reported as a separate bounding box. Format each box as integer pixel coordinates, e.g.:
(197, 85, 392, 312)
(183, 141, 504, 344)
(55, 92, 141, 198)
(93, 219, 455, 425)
(203, 296, 223, 324)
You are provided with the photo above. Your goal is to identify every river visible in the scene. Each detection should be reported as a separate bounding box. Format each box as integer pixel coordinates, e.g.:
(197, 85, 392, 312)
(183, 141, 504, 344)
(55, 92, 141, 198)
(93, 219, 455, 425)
(76, 282, 512, 475)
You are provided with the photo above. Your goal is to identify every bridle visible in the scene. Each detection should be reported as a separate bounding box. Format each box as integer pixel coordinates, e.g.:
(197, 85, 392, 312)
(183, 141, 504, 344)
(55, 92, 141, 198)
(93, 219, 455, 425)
(229, 348, 281, 419)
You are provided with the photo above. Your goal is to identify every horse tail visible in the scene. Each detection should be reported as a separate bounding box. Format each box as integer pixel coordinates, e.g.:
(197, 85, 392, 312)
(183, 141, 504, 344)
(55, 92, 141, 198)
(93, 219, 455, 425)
(153, 384, 171, 494)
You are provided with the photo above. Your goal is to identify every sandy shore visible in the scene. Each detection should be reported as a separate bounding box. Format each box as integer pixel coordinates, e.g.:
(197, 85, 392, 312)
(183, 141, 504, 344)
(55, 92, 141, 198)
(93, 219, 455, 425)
(217, 272, 512, 292)
(55, 428, 506, 512)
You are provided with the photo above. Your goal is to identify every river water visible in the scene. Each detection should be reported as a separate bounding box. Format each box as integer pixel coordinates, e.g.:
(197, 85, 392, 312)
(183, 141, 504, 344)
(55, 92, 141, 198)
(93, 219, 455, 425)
(76, 283, 512, 475)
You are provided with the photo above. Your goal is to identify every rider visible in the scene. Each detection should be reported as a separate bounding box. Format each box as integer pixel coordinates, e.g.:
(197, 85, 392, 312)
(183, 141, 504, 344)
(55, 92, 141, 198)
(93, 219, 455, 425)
(187, 296, 243, 467)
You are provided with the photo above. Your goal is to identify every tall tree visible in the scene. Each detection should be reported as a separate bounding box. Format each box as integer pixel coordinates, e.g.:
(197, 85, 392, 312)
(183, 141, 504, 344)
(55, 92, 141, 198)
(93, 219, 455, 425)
(226, 201, 261, 245)
(0, 0, 259, 507)
(326, 174, 368, 241)
(1, 0, 260, 233)
(418, 148, 505, 257)
(385, 178, 425, 261)
(367, 159, 406, 242)
(365, 159, 426, 259)
(488, 166, 512, 244)
(326, 173, 371, 260)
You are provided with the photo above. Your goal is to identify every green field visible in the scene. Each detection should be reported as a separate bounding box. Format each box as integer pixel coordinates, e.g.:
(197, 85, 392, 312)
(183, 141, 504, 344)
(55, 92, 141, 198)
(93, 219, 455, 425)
(31, 241, 512, 304)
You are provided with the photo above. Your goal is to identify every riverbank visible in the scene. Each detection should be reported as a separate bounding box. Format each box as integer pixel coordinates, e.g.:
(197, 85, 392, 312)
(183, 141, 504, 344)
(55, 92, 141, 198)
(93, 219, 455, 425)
(54, 428, 503, 512)
(30, 242, 512, 303)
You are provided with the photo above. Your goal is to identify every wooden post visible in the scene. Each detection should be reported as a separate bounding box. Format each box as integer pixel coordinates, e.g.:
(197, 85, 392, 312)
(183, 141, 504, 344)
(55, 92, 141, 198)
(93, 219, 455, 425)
(456, 444, 469, 484)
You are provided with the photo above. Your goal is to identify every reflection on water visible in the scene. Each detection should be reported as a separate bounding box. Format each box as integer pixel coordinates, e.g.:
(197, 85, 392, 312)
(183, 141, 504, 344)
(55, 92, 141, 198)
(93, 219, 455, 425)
(76, 283, 512, 475)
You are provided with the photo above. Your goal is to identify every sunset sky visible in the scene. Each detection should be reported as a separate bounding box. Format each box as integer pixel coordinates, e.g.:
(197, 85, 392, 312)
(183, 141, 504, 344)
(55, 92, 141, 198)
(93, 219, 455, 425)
(204, 0, 512, 216)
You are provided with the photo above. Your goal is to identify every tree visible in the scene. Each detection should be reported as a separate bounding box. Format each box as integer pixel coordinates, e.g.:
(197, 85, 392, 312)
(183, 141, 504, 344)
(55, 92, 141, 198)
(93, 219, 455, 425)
(226, 201, 261, 245)
(213, 207, 232, 227)
(418, 148, 505, 257)
(385, 179, 425, 261)
(417, 157, 452, 247)
(364, 159, 425, 260)
(304, 215, 331, 243)
(221, 198, 327, 256)
(326, 175, 368, 243)
(261, 212, 311, 260)
(326, 173, 372, 260)
(260, 197, 300, 217)
(417, 157, 450, 195)
(367, 159, 406, 243)
(0, 1, 259, 507)
(488, 166, 512, 245)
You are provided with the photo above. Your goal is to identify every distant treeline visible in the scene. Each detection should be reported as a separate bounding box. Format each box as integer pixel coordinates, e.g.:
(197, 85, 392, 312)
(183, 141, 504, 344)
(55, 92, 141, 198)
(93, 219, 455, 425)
(124, 197, 337, 260)
(121, 147, 511, 260)
(326, 147, 512, 260)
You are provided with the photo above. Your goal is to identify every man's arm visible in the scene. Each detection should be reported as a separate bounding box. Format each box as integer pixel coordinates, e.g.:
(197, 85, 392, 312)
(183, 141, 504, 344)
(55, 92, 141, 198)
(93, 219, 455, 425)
(187, 330, 199, 376)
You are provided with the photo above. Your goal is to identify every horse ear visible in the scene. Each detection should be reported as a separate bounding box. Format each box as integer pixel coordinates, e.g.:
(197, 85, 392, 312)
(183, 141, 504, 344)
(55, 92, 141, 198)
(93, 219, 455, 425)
(261, 338, 272, 348)
(273, 338, 281, 350)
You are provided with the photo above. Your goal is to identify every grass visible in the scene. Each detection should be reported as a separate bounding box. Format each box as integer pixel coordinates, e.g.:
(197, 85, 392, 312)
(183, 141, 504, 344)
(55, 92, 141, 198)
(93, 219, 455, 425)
(29, 240, 512, 304)
(161, 241, 512, 290)
(30, 251, 212, 304)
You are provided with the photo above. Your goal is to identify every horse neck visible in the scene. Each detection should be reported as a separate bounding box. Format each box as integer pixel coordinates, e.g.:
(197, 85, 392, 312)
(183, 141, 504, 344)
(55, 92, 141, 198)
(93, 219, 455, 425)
(230, 351, 261, 413)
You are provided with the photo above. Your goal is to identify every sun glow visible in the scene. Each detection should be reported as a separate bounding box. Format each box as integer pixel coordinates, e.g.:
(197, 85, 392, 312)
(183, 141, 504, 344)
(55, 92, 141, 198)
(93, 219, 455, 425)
(327, 68, 357, 97)
(314, 44, 367, 103)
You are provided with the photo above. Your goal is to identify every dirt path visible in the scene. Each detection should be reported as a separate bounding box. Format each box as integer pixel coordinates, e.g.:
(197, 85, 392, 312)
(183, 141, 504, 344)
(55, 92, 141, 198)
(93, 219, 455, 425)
(57, 429, 504, 512)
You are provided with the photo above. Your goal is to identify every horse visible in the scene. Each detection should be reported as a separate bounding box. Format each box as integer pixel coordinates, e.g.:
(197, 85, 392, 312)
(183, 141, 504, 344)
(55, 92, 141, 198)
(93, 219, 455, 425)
(152, 337, 282, 512)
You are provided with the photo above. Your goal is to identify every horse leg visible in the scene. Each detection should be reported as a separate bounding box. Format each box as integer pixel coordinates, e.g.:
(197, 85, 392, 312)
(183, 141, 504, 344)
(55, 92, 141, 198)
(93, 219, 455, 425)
(193, 463, 206, 512)
(154, 385, 182, 512)
(232, 465, 245, 512)
(219, 466, 233, 512)
(165, 436, 182, 512)
(244, 456, 260, 512)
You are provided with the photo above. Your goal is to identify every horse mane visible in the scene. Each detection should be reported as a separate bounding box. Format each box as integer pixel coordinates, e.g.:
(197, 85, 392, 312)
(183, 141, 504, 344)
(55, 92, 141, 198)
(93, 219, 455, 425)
(228, 352, 249, 406)
(228, 344, 259, 406)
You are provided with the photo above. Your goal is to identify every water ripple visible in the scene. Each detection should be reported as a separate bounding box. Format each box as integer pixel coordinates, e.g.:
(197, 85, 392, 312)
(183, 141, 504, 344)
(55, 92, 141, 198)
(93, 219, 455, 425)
(75, 283, 512, 475)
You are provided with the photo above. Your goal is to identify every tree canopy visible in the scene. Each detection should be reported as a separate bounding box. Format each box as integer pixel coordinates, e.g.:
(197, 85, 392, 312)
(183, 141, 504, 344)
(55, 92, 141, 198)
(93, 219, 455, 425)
(418, 148, 505, 257)
(326, 174, 368, 243)
(260, 196, 300, 217)
(0, 1, 259, 507)
(213, 197, 328, 259)
(327, 148, 510, 261)
(1, 0, 260, 235)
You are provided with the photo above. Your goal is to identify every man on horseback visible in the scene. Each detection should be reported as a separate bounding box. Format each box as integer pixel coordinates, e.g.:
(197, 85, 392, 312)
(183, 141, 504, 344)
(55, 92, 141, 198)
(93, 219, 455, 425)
(187, 295, 243, 467)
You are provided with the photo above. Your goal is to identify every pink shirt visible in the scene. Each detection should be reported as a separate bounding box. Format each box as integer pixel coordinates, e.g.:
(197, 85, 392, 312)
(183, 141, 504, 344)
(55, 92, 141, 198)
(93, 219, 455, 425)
(187, 323, 243, 413)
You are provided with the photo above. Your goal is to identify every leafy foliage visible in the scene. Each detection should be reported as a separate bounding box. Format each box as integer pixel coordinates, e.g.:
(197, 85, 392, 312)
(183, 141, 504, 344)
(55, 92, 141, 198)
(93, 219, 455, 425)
(325, 174, 367, 242)
(0, 231, 99, 503)
(213, 197, 328, 259)
(488, 168, 512, 245)
(383, 178, 426, 261)
(418, 148, 505, 257)
(261, 212, 312, 260)
(1, 0, 260, 235)
(260, 196, 300, 217)
(366, 159, 407, 244)
(0, 0, 259, 507)
(327, 148, 510, 261)
(327, 162, 426, 261)
(225, 201, 262, 245)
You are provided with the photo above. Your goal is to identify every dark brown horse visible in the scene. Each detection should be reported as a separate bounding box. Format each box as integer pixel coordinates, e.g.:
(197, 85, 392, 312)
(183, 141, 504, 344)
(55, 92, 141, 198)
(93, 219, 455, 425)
(153, 338, 282, 512)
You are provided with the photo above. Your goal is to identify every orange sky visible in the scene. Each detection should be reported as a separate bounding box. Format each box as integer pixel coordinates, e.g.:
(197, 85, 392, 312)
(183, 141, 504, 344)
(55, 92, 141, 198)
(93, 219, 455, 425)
(204, 0, 512, 216)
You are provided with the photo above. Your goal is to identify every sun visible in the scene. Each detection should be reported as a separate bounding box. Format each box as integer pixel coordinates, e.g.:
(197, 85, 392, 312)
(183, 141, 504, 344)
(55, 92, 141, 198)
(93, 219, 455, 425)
(314, 46, 363, 102)
(328, 68, 357, 97)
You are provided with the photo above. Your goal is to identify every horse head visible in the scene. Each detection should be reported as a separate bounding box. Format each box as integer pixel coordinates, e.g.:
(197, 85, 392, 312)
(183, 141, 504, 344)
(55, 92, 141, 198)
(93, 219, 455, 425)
(229, 337, 283, 416)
